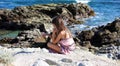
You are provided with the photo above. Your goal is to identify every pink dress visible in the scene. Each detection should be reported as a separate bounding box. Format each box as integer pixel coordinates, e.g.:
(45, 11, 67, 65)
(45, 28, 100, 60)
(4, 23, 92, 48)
(59, 38, 75, 54)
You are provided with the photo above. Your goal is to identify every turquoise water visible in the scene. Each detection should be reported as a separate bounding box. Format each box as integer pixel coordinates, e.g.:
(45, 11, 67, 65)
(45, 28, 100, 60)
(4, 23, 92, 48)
(0, 30, 20, 40)
(0, 0, 120, 38)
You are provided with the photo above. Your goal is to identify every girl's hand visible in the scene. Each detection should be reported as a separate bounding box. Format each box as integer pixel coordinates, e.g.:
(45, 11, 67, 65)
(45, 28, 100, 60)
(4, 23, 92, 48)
(41, 32, 48, 37)
(41, 32, 52, 38)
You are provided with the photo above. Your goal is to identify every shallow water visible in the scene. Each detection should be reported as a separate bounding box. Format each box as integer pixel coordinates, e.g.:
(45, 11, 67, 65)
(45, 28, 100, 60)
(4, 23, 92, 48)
(0, 30, 20, 40)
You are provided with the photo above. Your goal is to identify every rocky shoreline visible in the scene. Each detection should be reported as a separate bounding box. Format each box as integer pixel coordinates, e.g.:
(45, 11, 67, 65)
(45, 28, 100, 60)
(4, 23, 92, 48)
(75, 18, 120, 60)
(0, 3, 95, 30)
(0, 3, 95, 48)
(0, 3, 120, 60)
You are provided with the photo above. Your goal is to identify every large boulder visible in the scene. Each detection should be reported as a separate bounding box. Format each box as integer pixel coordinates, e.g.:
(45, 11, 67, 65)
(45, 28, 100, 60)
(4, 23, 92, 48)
(78, 30, 94, 41)
(66, 3, 95, 19)
(103, 19, 120, 32)
(91, 30, 117, 47)
(76, 18, 120, 47)
(0, 3, 95, 30)
(0, 7, 51, 30)
(31, 4, 73, 18)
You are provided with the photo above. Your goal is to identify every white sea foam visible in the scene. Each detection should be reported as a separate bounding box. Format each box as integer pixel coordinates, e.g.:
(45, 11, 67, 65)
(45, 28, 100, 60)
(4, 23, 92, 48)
(92, 0, 120, 3)
(69, 24, 97, 36)
(76, 0, 91, 3)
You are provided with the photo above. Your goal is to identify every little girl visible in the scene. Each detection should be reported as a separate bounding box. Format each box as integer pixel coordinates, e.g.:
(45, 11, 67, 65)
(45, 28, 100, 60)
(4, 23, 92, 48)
(47, 15, 75, 54)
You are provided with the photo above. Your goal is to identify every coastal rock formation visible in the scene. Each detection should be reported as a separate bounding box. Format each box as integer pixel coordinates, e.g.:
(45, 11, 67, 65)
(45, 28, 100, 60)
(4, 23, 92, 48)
(76, 19, 120, 47)
(66, 3, 95, 19)
(76, 18, 120, 59)
(0, 3, 95, 30)
(10, 28, 49, 48)
(0, 8, 51, 30)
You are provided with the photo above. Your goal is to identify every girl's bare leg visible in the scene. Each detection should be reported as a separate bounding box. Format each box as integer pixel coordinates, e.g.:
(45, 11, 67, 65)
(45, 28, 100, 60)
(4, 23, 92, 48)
(47, 42, 62, 53)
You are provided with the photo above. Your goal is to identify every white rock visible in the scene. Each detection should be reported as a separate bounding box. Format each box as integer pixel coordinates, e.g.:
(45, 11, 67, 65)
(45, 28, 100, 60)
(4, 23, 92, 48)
(42, 48, 49, 53)
(78, 61, 93, 66)
(33, 59, 49, 66)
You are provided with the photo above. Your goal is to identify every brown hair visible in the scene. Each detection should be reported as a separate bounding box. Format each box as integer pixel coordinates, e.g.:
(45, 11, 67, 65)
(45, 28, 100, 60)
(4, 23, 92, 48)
(52, 15, 65, 32)
(52, 15, 72, 37)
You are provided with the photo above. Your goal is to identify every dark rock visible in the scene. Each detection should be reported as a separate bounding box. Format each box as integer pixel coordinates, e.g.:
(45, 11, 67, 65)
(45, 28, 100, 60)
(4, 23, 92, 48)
(78, 30, 94, 41)
(82, 41, 91, 48)
(0, 6, 51, 30)
(61, 58, 72, 63)
(103, 19, 120, 32)
(91, 30, 118, 47)
(89, 46, 99, 53)
(66, 3, 95, 20)
(0, 3, 95, 30)
(0, 37, 13, 43)
(73, 37, 81, 47)
(10, 29, 48, 48)
(45, 59, 59, 65)
(117, 53, 120, 59)
(38, 23, 53, 33)
(76, 18, 120, 48)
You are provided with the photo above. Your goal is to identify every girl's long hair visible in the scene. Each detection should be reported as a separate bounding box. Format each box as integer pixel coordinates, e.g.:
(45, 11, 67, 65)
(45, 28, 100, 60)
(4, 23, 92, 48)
(52, 15, 72, 37)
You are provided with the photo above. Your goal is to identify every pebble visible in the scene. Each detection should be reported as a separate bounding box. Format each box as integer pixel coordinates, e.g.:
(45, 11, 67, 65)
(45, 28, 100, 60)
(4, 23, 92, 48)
(61, 58, 72, 63)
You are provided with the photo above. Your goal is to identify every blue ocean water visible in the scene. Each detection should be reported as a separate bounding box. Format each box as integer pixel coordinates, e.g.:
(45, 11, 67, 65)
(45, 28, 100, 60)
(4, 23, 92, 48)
(70, 0, 120, 32)
(0, 0, 120, 37)
(86, 0, 120, 26)
(0, 0, 76, 9)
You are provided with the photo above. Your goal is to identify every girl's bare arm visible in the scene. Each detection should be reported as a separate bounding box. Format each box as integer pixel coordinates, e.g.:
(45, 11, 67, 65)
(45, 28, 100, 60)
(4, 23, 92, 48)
(52, 31, 64, 44)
